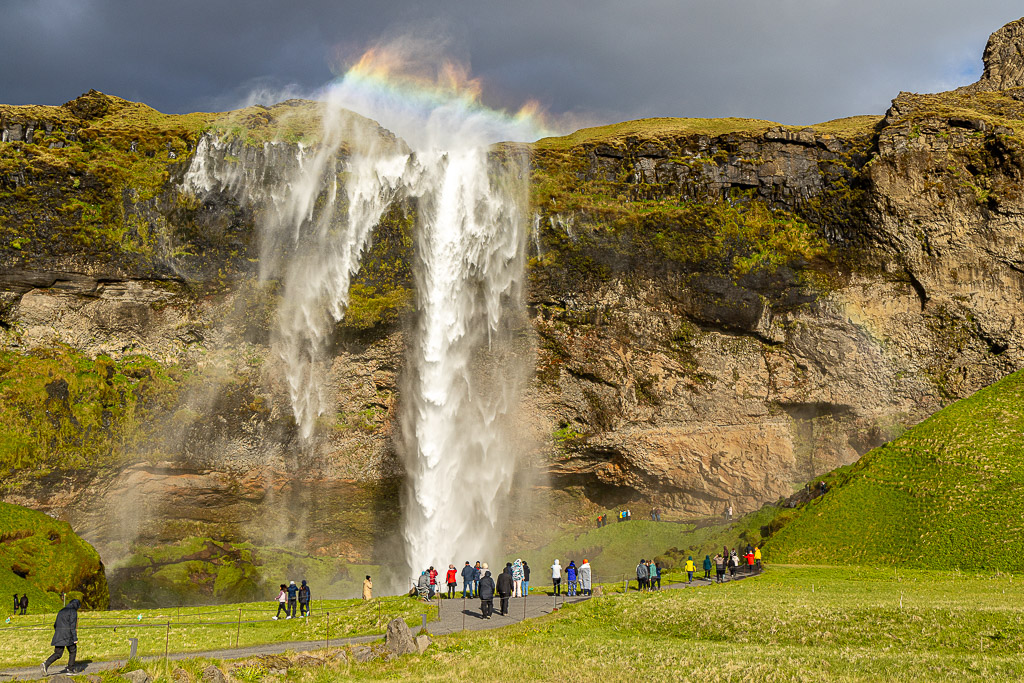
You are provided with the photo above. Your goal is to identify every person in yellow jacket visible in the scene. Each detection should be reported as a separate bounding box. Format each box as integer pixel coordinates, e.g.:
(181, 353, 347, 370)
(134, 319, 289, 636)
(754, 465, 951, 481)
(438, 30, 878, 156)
(684, 556, 696, 583)
(754, 547, 762, 571)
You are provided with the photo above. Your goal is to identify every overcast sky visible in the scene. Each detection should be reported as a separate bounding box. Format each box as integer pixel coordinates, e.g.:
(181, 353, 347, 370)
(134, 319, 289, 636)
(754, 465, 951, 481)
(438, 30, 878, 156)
(2, 1, 1021, 130)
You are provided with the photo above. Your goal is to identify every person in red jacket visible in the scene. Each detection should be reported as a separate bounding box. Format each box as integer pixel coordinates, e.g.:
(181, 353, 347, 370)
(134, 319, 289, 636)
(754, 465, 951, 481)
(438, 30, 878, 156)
(745, 550, 755, 573)
(428, 566, 438, 599)
(445, 564, 458, 598)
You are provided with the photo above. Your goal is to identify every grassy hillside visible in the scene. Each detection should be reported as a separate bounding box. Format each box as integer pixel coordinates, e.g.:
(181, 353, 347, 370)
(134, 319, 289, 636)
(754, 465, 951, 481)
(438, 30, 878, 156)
(762, 369, 1024, 569)
(0, 502, 108, 612)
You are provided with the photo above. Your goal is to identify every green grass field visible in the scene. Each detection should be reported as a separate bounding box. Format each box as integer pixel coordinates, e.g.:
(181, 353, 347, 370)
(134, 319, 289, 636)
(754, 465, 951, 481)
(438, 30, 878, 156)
(763, 369, 1024, 570)
(23, 565, 1022, 681)
(0, 595, 436, 669)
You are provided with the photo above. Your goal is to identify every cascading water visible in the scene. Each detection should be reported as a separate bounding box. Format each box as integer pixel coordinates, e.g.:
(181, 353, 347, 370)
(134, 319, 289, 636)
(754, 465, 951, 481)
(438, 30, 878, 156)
(185, 39, 546, 582)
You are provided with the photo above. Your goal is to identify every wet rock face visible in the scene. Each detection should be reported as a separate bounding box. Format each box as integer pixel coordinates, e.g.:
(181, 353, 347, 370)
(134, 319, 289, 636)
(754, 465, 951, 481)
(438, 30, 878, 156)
(963, 17, 1024, 93)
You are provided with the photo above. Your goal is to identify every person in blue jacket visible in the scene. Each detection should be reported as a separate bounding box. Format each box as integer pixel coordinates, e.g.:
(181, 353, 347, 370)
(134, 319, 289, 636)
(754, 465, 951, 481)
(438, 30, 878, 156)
(461, 561, 475, 598)
(286, 580, 298, 619)
(566, 561, 578, 596)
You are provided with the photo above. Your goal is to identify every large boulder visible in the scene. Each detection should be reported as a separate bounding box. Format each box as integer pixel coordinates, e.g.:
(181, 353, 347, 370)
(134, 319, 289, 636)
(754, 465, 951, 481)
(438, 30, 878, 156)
(384, 617, 417, 655)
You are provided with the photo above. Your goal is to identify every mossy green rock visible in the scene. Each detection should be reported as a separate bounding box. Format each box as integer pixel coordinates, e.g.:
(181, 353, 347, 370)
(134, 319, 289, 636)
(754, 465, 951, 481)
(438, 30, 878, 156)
(0, 501, 108, 610)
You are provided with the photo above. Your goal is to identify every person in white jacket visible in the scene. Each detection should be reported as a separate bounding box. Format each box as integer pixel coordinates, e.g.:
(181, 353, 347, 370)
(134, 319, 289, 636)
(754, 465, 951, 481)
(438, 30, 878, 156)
(551, 559, 562, 596)
(579, 559, 593, 596)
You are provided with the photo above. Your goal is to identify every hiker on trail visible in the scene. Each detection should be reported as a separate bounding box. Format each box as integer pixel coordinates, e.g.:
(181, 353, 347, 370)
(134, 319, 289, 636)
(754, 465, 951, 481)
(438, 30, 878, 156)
(462, 561, 475, 598)
(551, 559, 562, 595)
(714, 554, 726, 583)
(428, 566, 438, 599)
(566, 560, 578, 596)
(446, 564, 458, 599)
(727, 505, 733, 521)
(298, 580, 311, 616)
(754, 546, 762, 571)
(496, 565, 513, 615)
(20, 594, 28, 615)
(41, 598, 80, 676)
(363, 576, 372, 600)
(286, 581, 298, 619)
(274, 584, 289, 619)
(512, 559, 524, 597)
(650, 560, 661, 590)
(745, 549, 756, 573)
(478, 570, 495, 618)
(684, 556, 695, 583)
(579, 559, 592, 596)
(522, 560, 531, 596)
(636, 559, 649, 591)
(703, 555, 712, 580)
(728, 550, 738, 577)
(417, 571, 430, 601)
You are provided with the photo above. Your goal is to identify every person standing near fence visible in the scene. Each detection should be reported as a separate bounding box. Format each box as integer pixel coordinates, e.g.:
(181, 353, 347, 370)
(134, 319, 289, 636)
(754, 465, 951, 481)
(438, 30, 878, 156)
(298, 580, 311, 616)
(478, 569, 495, 618)
(274, 584, 289, 619)
(496, 565, 513, 615)
(551, 559, 562, 596)
(566, 560, 578, 596)
(41, 598, 79, 675)
(522, 560, 531, 596)
(19, 594, 28, 615)
(473, 561, 482, 598)
(512, 559, 524, 597)
(363, 575, 372, 600)
(446, 565, 458, 599)
(461, 561, 474, 598)
(636, 559, 649, 591)
(579, 559, 592, 596)
(649, 560, 660, 589)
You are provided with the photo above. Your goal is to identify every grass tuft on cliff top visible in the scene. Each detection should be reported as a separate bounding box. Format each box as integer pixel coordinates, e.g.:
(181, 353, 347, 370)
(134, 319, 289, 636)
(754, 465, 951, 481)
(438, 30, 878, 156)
(761, 368, 1024, 570)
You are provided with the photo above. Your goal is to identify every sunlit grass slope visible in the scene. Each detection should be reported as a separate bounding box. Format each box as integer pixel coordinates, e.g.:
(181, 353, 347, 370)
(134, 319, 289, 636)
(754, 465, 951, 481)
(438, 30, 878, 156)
(765, 369, 1024, 569)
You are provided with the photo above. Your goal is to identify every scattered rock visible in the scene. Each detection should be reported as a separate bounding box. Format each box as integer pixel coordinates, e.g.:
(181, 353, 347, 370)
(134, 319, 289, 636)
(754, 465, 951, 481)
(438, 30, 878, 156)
(384, 617, 416, 655)
(121, 670, 150, 683)
(292, 654, 323, 668)
(414, 634, 431, 654)
(171, 667, 192, 682)
(255, 655, 290, 675)
(593, 585, 604, 597)
(200, 665, 226, 683)
(351, 645, 379, 663)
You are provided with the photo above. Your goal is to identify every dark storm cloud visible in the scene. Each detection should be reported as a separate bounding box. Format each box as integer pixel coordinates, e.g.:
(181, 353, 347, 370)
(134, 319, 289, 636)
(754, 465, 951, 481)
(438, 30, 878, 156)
(2, 0, 1021, 127)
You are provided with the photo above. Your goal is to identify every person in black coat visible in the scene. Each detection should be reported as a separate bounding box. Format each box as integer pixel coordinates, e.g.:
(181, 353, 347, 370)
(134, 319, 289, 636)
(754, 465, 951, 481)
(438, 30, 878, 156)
(495, 567, 513, 615)
(20, 594, 28, 615)
(42, 598, 80, 674)
(478, 570, 496, 618)
(12, 594, 17, 615)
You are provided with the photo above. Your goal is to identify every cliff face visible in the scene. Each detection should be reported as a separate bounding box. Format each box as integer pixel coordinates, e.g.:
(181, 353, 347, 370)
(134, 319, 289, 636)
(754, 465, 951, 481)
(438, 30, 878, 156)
(1, 20, 1023, 585)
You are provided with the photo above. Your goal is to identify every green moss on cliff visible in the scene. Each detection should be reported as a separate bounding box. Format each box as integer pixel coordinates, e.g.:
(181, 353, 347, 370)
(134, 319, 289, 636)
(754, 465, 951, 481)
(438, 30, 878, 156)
(0, 345, 183, 477)
(0, 502, 109, 610)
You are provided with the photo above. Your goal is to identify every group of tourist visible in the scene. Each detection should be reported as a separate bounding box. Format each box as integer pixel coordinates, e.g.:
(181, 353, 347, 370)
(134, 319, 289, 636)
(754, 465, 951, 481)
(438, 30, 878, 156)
(707, 545, 762, 582)
(551, 558, 593, 596)
(635, 559, 662, 590)
(272, 580, 311, 619)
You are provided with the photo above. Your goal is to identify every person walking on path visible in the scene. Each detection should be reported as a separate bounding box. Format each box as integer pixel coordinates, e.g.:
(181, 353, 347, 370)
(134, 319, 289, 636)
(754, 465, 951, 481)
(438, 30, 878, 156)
(274, 585, 289, 619)
(446, 565, 458, 599)
(496, 566, 513, 616)
(362, 575, 372, 600)
(41, 598, 80, 676)
(652, 561, 662, 590)
(19, 594, 28, 615)
(684, 556, 695, 583)
(522, 560, 531, 596)
(636, 559, 649, 591)
(728, 550, 738, 577)
(714, 554, 725, 583)
(754, 546, 762, 571)
(461, 561, 475, 598)
(579, 559, 592, 596)
(551, 559, 562, 596)
(703, 555, 712, 580)
(512, 559, 524, 597)
(286, 581, 298, 619)
(478, 570, 495, 618)
(298, 580, 311, 616)
(566, 560, 578, 596)
(745, 549, 756, 574)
